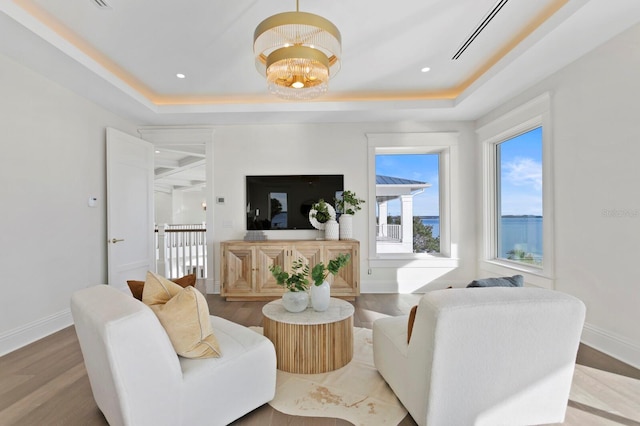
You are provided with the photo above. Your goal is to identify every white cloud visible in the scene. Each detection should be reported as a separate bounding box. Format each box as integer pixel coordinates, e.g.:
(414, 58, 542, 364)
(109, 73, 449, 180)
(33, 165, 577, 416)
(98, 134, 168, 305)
(503, 157, 542, 191)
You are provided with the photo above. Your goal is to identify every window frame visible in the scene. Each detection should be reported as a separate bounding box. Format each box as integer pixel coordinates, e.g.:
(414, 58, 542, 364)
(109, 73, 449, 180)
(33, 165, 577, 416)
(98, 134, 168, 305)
(477, 93, 554, 287)
(366, 132, 459, 268)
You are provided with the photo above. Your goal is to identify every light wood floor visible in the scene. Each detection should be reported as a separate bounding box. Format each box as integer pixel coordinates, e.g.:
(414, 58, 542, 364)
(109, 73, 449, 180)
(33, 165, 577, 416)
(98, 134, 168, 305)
(1, 294, 639, 426)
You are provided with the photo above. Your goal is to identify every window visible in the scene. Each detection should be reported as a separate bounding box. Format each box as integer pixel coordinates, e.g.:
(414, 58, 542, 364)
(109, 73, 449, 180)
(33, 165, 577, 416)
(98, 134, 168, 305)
(496, 127, 543, 266)
(375, 153, 440, 254)
(367, 132, 458, 267)
(478, 93, 553, 282)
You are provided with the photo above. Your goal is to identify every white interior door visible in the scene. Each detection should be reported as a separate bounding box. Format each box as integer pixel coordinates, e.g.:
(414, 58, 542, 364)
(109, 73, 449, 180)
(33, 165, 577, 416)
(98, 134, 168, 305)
(107, 127, 155, 291)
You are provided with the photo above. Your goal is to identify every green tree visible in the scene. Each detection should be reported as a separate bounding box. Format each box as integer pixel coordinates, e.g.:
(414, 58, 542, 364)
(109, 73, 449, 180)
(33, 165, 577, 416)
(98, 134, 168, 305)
(413, 217, 439, 253)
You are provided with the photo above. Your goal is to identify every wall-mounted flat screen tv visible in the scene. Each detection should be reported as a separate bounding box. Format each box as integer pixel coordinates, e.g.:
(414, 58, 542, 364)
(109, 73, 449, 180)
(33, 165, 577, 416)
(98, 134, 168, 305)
(246, 175, 344, 230)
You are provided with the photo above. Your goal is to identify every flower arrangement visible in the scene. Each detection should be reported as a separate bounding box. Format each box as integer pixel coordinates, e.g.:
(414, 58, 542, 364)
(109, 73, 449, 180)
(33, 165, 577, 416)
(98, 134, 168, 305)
(269, 259, 309, 292)
(311, 253, 351, 286)
(334, 190, 365, 215)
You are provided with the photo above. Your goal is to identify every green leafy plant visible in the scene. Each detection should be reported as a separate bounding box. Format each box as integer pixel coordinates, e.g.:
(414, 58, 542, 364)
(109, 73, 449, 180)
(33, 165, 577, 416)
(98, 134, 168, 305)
(269, 259, 309, 292)
(311, 253, 351, 286)
(334, 190, 365, 215)
(506, 249, 539, 265)
(311, 199, 331, 223)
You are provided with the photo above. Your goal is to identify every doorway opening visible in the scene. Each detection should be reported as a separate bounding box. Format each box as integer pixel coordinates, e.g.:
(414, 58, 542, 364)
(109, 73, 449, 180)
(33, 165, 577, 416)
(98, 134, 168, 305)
(153, 144, 208, 290)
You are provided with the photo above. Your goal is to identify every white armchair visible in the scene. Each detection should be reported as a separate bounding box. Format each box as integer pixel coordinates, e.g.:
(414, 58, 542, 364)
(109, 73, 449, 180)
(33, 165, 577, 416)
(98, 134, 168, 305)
(71, 285, 276, 426)
(373, 287, 586, 426)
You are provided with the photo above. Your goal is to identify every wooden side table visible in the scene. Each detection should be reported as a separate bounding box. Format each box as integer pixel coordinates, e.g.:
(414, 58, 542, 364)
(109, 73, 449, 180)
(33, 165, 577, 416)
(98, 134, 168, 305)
(262, 298, 354, 374)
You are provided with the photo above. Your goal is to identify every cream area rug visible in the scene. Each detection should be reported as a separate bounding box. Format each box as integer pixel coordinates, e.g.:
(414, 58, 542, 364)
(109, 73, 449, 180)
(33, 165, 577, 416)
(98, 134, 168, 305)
(251, 326, 408, 425)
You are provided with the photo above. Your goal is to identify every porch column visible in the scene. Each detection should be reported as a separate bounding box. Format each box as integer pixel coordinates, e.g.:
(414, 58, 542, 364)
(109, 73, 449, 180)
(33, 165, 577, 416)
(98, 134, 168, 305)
(378, 201, 388, 236)
(400, 195, 413, 249)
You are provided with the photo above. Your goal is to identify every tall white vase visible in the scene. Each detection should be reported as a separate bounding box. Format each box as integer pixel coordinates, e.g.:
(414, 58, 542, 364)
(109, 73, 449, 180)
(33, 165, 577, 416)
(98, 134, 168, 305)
(325, 219, 339, 240)
(339, 214, 353, 240)
(310, 280, 331, 311)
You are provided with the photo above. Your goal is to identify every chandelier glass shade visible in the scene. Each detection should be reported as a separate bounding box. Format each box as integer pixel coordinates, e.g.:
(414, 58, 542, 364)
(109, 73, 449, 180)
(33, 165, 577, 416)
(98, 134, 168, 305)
(254, 9, 341, 100)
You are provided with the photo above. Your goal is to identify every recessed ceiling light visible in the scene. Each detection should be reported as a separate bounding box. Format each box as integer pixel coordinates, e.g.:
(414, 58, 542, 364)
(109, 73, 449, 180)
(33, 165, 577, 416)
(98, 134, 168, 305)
(176, 73, 186, 79)
(421, 67, 431, 73)
(155, 150, 160, 154)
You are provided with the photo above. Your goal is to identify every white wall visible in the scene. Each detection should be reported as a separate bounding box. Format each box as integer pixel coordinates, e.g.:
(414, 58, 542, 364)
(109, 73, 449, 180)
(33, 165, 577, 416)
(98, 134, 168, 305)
(154, 189, 206, 225)
(154, 191, 173, 224)
(211, 122, 478, 294)
(0, 52, 137, 355)
(176, 189, 207, 224)
(477, 23, 640, 368)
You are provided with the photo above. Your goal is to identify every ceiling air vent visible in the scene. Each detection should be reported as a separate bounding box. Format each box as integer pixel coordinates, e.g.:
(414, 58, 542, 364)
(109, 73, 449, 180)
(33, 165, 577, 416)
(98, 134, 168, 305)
(452, 0, 509, 60)
(91, 0, 112, 9)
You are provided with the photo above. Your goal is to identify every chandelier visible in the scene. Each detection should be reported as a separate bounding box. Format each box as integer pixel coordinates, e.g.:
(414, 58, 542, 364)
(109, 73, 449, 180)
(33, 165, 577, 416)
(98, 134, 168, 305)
(253, 1, 341, 100)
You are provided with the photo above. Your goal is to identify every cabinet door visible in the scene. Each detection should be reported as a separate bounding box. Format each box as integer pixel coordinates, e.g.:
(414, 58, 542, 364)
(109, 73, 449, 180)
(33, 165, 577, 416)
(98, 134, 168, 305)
(292, 243, 323, 272)
(222, 245, 254, 295)
(255, 245, 288, 294)
(324, 243, 358, 294)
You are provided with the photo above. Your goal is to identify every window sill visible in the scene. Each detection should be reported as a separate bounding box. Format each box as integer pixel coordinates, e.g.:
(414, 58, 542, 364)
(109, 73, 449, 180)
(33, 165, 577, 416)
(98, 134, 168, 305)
(369, 255, 459, 268)
(478, 260, 554, 289)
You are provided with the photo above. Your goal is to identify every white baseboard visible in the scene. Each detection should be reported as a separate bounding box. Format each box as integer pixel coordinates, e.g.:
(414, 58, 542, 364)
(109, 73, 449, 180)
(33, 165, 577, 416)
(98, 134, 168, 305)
(0, 309, 73, 357)
(581, 322, 640, 370)
(361, 280, 400, 293)
(360, 279, 462, 294)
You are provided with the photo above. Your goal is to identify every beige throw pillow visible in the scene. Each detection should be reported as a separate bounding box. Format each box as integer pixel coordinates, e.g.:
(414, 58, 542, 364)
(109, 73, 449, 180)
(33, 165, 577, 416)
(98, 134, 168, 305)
(142, 271, 221, 359)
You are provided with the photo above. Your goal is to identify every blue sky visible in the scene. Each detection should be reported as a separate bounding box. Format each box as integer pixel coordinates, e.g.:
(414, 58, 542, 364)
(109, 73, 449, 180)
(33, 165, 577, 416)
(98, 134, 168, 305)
(499, 127, 543, 216)
(376, 128, 542, 216)
(376, 154, 440, 216)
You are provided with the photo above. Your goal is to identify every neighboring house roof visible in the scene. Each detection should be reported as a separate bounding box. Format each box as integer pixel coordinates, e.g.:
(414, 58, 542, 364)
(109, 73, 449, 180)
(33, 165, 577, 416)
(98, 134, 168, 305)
(376, 175, 431, 201)
(376, 175, 428, 185)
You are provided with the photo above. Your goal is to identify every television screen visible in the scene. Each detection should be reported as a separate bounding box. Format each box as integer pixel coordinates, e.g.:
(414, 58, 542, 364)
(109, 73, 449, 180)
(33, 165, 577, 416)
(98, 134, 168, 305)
(246, 175, 344, 230)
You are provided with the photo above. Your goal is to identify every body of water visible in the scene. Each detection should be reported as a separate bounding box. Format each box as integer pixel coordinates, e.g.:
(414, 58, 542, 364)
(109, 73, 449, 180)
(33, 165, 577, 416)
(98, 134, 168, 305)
(499, 216, 543, 260)
(421, 216, 542, 260)
(420, 217, 440, 238)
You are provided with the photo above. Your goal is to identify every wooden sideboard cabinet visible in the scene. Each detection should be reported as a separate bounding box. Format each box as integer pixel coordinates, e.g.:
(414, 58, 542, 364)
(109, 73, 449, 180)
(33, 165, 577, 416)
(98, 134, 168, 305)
(220, 240, 360, 301)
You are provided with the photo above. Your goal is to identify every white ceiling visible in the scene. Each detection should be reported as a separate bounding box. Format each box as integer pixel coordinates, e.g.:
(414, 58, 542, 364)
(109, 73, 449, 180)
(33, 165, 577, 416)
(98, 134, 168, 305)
(2, 0, 640, 128)
(153, 145, 206, 194)
(1, 0, 640, 191)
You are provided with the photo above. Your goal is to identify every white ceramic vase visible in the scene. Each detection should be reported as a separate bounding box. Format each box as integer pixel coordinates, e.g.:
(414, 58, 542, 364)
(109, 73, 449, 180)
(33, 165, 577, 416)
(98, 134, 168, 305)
(325, 219, 339, 240)
(310, 280, 331, 311)
(282, 291, 308, 313)
(339, 214, 353, 240)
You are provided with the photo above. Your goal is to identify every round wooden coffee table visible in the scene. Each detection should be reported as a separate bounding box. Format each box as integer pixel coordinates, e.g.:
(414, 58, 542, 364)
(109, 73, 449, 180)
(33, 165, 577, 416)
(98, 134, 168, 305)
(262, 298, 354, 374)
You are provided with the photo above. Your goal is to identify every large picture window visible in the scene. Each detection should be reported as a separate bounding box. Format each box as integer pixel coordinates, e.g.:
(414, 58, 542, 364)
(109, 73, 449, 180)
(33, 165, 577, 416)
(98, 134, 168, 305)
(496, 127, 543, 266)
(479, 93, 553, 284)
